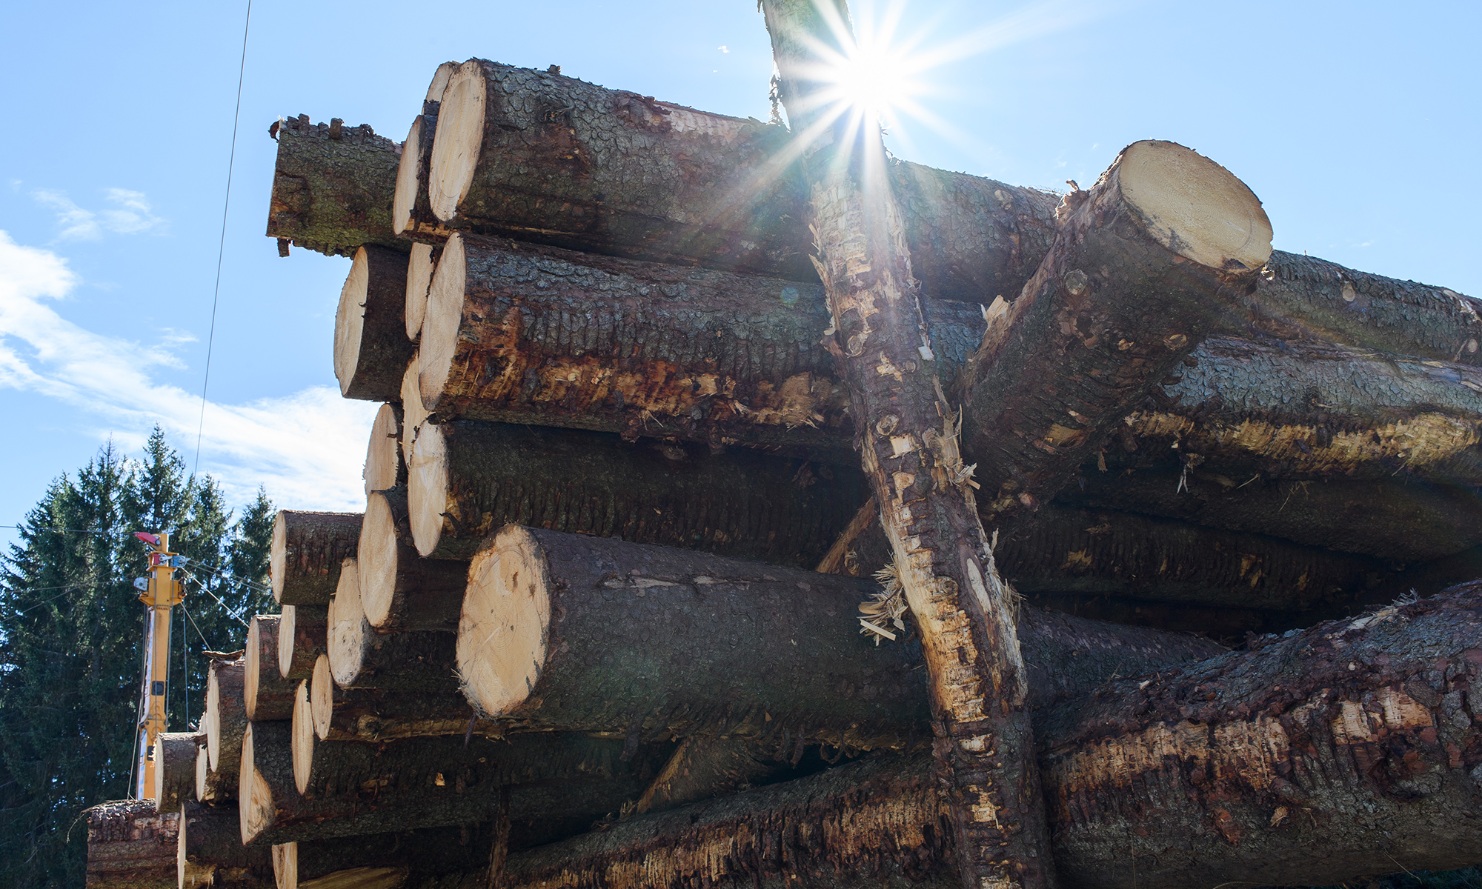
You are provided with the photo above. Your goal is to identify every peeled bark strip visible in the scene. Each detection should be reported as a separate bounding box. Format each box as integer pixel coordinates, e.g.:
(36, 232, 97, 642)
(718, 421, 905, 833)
(274, 826, 490, 889)
(1123, 335, 1482, 484)
(304, 654, 482, 743)
(963, 141, 1270, 526)
(205, 658, 247, 779)
(327, 556, 459, 693)
(153, 732, 202, 813)
(178, 802, 272, 889)
(334, 246, 412, 402)
(364, 403, 405, 495)
(407, 419, 869, 567)
(270, 512, 362, 606)
(85, 800, 179, 889)
(246, 616, 296, 722)
(358, 489, 467, 631)
(278, 604, 327, 681)
(267, 115, 402, 258)
(456, 526, 1223, 747)
(403, 243, 440, 343)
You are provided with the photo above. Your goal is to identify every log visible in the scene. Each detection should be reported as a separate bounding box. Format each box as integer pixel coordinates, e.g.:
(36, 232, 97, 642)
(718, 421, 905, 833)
(364, 403, 405, 495)
(152, 732, 202, 813)
(406, 419, 869, 566)
(400, 352, 429, 464)
(245, 616, 296, 722)
(177, 801, 272, 889)
(326, 556, 459, 693)
(205, 658, 247, 780)
(304, 653, 485, 743)
(239, 720, 666, 846)
(392, 63, 458, 243)
(456, 526, 1224, 746)
(273, 826, 491, 889)
(277, 604, 326, 682)
(962, 141, 1270, 527)
(85, 799, 179, 889)
(266, 115, 402, 258)
(403, 243, 440, 343)
(334, 246, 412, 402)
(270, 511, 362, 606)
(358, 489, 467, 631)
(195, 743, 231, 804)
(634, 737, 784, 815)
(419, 233, 981, 452)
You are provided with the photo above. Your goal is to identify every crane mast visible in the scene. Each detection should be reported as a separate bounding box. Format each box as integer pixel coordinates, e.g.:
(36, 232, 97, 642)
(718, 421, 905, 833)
(133, 531, 183, 800)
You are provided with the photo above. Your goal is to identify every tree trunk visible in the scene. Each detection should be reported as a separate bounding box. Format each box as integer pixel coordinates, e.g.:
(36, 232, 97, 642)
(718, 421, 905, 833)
(153, 732, 203, 813)
(406, 418, 869, 567)
(272, 825, 491, 889)
(456, 526, 1223, 747)
(177, 802, 272, 889)
(267, 115, 403, 258)
(278, 604, 327, 682)
(334, 246, 412, 402)
(364, 403, 405, 496)
(326, 556, 459, 694)
(245, 616, 295, 722)
(85, 800, 179, 889)
(358, 489, 467, 631)
(303, 653, 486, 743)
(404, 243, 441, 343)
(196, 743, 232, 804)
(270, 512, 362, 607)
(205, 659, 248, 779)
(961, 142, 1269, 528)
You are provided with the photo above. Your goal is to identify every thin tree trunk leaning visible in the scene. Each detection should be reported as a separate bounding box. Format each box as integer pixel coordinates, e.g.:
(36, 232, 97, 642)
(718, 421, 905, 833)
(277, 604, 326, 682)
(406, 419, 869, 567)
(153, 732, 203, 813)
(962, 142, 1270, 527)
(455, 527, 1224, 748)
(270, 512, 362, 607)
(245, 616, 296, 722)
(404, 243, 440, 342)
(178, 802, 273, 889)
(205, 659, 248, 782)
(392, 62, 458, 243)
(85, 800, 179, 889)
(364, 403, 405, 495)
(760, 4, 1059, 886)
(334, 246, 412, 402)
(326, 556, 459, 693)
(358, 489, 467, 631)
(273, 826, 492, 889)
(304, 653, 486, 743)
(267, 115, 402, 258)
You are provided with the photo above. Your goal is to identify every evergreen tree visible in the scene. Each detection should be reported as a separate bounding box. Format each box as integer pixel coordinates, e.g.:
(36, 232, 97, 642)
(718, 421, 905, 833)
(0, 430, 275, 887)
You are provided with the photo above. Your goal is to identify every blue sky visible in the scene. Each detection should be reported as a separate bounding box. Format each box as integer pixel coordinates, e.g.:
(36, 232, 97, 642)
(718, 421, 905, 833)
(1, 0, 1478, 541)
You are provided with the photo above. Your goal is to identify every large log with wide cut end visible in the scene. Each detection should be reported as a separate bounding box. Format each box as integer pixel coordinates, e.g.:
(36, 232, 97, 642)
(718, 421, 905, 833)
(204, 658, 247, 785)
(334, 246, 412, 402)
(962, 140, 1271, 526)
(357, 489, 466, 632)
(85, 800, 179, 889)
(456, 526, 1224, 747)
(152, 732, 202, 813)
(270, 511, 361, 606)
(177, 801, 272, 889)
(406, 419, 869, 567)
(392, 61, 458, 242)
(267, 115, 403, 258)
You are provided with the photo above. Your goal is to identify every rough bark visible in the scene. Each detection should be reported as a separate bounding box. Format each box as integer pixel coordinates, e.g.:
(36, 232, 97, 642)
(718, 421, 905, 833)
(245, 616, 295, 722)
(196, 743, 232, 804)
(406, 418, 869, 567)
(205, 658, 248, 779)
(178, 802, 273, 889)
(334, 246, 413, 402)
(85, 800, 179, 889)
(273, 826, 492, 889)
(304, 653, 486, 743)
(267, 115, 402, 258)
(278, 604, 327, 682)
(153, 732, 203, 813)
(456, 526, 1223, 748)
(1120, 335, 1482, 484)
(358, 488, 468, 631)
(404, 243, 441, 343)
(270, 512, 362, 607)
(364, 403, 405, 495)
(961, 142, 1269, 528)
(326, 555, 459, 694)
(418, 233, 980, 453)
(634, 737, 786, 815)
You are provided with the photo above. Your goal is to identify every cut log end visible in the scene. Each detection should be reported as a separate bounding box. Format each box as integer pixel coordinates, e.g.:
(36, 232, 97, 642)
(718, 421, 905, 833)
(357, 493, 400, 628)
(404, 242, 437, 342)
(291, 681, 315, 796)
(327, 558, 367, 687)
(429, 63, 487, 221)
(272, 843, 297, 889)
(457, 526, 551, 717)
(418, 233, 466, 412)
(332, 248, 373, 397)
(407, 422, 449, 557)
(401, 353, 429, 464)
(310, 655, 335, 741)
(204, 669, 224, 771)
(270, 513, 289, 603)
(391, 115, 424, 237)
(364, 403, 403, 496)
(1116, 140, 1272, 271)
(238, 724, 272, 845)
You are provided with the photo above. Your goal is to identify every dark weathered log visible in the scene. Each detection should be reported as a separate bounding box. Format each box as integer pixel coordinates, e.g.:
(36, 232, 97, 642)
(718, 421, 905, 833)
(304, 653, 486, 743)
(273, 826, 491, 889)
(456, 526, 1223, 746)
(277, 604, 326, 682)
(85, 800, 179, 889)
(270, 511, 361, 607)
(267, 115, 402, 258)
(205, 658, 247, 783)
(364, 403, 405, 495)
(334, 246, 412, 402)
(240, 720, 666, 846)
(245, 616, 296, 722)
(178, 801, 272, 889)
(358, 489, 467, 631)
(418, 233, 981, 452)
(406, 418, 869, 567)
(634, 737, 784, 815)
(404, 243, 441, 343)
(152, 732, 202, 813)
(326, 555, 458, 693)
(1122, 335, 1482, 484)
(962, 142, 1270, 527)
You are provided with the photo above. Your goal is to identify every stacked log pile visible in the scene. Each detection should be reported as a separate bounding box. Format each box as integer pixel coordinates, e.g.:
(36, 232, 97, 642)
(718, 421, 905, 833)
(87, 57, 1482, 889)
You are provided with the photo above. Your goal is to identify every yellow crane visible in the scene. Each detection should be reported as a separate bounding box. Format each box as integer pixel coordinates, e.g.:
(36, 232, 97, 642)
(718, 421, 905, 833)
(132, 531, 184, 800)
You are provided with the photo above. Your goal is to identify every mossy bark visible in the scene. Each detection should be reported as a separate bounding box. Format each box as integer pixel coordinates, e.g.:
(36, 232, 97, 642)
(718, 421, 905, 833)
(267, 115, 403, 257)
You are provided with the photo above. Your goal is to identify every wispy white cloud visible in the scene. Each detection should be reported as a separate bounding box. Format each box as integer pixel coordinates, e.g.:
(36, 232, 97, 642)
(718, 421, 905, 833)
(32, 187, 167, 241)
(0, 230, 374, 512)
